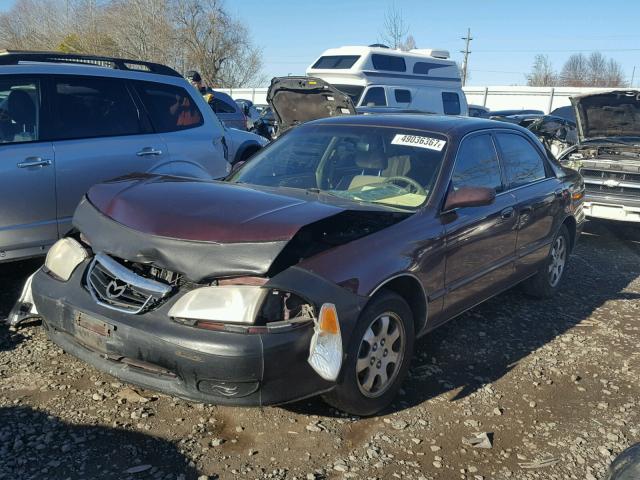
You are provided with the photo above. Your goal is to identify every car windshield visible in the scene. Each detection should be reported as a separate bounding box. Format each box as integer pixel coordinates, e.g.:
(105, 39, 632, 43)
(230, 124, 447, 209)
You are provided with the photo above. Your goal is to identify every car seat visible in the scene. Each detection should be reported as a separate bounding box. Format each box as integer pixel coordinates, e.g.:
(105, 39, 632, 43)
(8, 90, 36, 141)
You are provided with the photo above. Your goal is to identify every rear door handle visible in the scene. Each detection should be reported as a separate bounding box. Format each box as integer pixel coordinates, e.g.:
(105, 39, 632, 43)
(136, 147, 163, 157)
(501, 207, 515, 220)
(17, 157, 52, 168)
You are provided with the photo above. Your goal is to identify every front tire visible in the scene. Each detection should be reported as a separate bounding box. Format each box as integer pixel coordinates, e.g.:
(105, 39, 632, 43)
(524, 224, 570, 298)
(323, 291, 414, 416)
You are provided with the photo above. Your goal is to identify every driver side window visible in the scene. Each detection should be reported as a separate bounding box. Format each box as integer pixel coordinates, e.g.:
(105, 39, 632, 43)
(452, 134, 503, 192)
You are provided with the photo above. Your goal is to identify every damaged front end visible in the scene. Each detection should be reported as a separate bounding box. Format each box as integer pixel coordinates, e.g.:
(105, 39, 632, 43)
(559, 144, 640, 222)
(23, 176, 408, 404)
(557, 90, 640, 222)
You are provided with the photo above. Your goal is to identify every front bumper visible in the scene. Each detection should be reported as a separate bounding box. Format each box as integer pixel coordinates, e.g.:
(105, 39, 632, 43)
(584, 196, 640, 223)
(31, 263, 348, 406)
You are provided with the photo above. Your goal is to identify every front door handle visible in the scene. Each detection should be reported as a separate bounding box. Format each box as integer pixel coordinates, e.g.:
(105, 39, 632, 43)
(136, 147, 163, 157)
(500, 207, 515, 220)
(17, 157, 52, 168)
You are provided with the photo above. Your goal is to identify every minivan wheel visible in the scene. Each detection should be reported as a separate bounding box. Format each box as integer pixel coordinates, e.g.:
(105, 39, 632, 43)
(524, 224, 570, 298)
(323, 290, 414, 416)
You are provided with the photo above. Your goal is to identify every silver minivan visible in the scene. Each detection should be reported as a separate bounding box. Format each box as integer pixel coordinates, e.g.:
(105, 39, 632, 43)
(0, 51, 263, 263)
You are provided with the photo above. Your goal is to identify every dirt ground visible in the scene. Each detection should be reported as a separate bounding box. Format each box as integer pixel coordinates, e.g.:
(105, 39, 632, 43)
(1, 220, 639, 480)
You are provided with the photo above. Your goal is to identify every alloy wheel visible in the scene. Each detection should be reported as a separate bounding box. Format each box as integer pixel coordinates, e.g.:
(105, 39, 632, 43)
(356, 312, 405, 398)
(548, 235, 567, 287)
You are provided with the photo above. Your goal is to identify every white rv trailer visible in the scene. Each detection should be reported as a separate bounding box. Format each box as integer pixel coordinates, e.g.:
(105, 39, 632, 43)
(306, 45, 468, 116)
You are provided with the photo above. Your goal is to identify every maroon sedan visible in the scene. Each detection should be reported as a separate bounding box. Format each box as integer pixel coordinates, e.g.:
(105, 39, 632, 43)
(25, 114, 585, 415)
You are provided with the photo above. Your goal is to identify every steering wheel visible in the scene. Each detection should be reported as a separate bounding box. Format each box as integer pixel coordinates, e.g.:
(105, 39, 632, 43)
(381, 176, 426, 196)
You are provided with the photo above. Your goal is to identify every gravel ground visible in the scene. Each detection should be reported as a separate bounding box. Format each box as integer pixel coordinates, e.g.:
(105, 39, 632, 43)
(1, 220, 639, 480)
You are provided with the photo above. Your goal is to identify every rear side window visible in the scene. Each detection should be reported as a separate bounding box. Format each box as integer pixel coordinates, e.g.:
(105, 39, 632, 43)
(211, 96, 237, 114)
(394, 89, 411, 103)
(0, 78, 40, 144)
(371, 54, 406, 72)
(442, 92, 461, 115)
(452, 134, 503, 192)
(133, 81, 203, 133)
(361, 87, 386, 107)
(50, 77, 142, 140)
(312, 55, 360, 69)
(495, 133, 547, 188)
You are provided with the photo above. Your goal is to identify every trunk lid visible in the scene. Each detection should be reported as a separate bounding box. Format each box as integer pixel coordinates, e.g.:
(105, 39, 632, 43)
(267, 76, 356, 135)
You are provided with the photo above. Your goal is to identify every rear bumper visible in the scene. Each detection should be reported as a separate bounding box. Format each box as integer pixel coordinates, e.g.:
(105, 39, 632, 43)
(31, 265, 342, 406)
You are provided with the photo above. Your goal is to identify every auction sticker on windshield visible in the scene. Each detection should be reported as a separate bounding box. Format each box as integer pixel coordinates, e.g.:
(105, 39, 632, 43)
(391, 134, 446, 151)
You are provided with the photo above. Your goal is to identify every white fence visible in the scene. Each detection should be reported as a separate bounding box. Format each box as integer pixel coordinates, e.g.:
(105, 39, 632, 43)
(219, 85, 617, 114)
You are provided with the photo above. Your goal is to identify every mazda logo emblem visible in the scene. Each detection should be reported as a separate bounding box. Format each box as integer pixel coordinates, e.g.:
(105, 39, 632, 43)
(105, 280, 127, 299)
(603, 179, 620, 188)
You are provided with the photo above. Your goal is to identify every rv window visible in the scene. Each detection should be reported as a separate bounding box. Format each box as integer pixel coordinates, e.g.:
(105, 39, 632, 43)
(414, 62, 446, 75)
(371, 54, 406, 72)
(442, 92, 461, 115)
(395, 89, 411, 103)
(312, 55, 360, 69)
(361, 87, 386, 107)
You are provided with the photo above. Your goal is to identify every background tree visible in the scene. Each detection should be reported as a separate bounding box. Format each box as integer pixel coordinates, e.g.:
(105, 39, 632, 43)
(0, 0, 264, 87)
(379, 2, 409, 49)
(527, 52, 627, 88)
(399, 34, 416, 52)
(526, 54, 557, 86)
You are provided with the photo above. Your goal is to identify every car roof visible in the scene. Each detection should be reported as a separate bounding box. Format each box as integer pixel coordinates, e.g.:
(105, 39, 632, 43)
(302, 113, 526, 137)
(0, 62, 191, 86)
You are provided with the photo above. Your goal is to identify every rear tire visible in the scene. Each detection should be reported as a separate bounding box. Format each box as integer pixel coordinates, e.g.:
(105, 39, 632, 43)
(323, 291, 414, 416)
(524, 224, 570, 298)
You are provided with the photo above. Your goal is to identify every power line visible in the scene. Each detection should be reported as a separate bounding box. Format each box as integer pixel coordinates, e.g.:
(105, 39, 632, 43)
(460, 28, 472, 86)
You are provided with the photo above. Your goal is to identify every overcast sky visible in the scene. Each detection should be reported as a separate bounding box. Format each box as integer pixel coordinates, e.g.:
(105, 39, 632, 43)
(2, 0, 639, 86)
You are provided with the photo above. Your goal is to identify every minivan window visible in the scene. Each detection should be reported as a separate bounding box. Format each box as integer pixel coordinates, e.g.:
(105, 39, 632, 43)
(312, 55, 360, 69)
(495, 133, 547, 188)
(452, 134, 503, 192)
(442, 92, 461, 115)
(134, 81, 204, 133)
(395, 89, 411, 103)
(371, 54, 406, 72)
(361, 87, 387, 107)
(50, 77, 142, 140)
(0, 78, 40, 144)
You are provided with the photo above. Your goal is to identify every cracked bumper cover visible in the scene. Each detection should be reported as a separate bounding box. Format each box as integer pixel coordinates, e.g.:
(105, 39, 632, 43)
(30, 262, 366, 406)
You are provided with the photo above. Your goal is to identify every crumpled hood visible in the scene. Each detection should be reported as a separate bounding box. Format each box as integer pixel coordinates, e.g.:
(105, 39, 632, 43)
(86, 174, 344, 243)
(75, 174, 406, 281)
(267, 76, 356, 134)
(571, 90, 640, 141)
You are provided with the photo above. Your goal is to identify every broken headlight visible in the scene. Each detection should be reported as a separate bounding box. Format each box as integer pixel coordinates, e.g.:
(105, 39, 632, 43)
(44, 238, 89, 281)
(168, 286, 267, 325)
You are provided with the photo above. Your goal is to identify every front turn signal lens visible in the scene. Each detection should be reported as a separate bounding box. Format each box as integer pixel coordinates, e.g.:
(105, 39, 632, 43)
(308, 303, 342, 381)
(319, 303, 339, 334)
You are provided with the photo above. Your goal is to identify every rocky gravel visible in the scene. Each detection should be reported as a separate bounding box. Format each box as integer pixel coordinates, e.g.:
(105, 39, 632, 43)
(1, 220, 639, 480)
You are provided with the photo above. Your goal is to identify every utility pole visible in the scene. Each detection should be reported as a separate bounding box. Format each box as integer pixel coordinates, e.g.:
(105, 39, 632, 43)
(460, 28, 472, 87)
(631, 66, 636, 87)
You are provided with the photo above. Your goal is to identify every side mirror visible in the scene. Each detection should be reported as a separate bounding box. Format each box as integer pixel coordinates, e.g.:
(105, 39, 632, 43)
(444, 186, 496, 211)
(242, 104, 250, 116)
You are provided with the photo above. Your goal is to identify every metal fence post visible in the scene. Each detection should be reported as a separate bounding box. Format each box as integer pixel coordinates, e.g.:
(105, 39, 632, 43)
(547, 88, 555, 114)
(483, 87, 488, 107)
